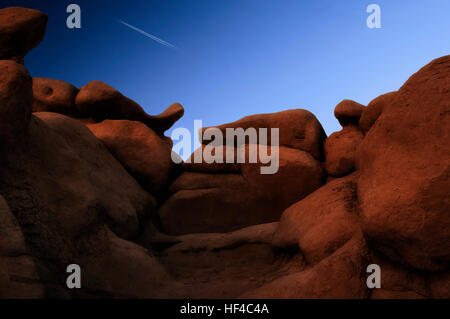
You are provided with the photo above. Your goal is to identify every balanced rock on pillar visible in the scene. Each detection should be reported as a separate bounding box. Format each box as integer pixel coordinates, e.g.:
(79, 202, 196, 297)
(324, 100, 364, 177)
(0, 7, 47, 63)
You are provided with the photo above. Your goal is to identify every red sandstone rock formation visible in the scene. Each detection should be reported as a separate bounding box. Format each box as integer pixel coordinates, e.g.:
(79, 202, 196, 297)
(76, 80, 184, 135)
(273, 173, 360, 265)
(324, 100, 365, 177)
(0, 7, 47, 64)
(159, 109, 326, 235)
(32, 77, 79, 115)
(356, 56, 450, 271)
(201, 109, 327, 160)
(359, 91, 397, 134)
(0, 6, 448, 299)
(87, 119, 180, 195)
(160, 144, 324, 235)
(0, 195, 44, 298)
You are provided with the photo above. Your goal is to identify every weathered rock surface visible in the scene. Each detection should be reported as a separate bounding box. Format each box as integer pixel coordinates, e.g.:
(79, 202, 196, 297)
(182, 144, 241, 173)
(201, 109, 327, 160)
(0, 111, 161, 297)
(0, 60, 32, 144)
(155, 222, 306, 298)
(273, 174, 360, 265)
(160, 109, 326, 235)
(334, 100, 365, 126)
(368, 252, 429, 299)
(30, 112, 156, 239)
(32, 77, 79, 115)
(242, 234, 370, 298)
(79, 227, 181, 298)
(0, 195, 45, 298)
(87, 119, 179, 194)
(359, 91, 397, 134)
(160, 144, 324, 235)
(324, 125, 363, 176)
(0, 7, 47, 63)
(0, 6, 449, 299)
(0, 57, 162, 296)
(356, 56, 450, 271)
(324, 100, 365, 177)
(76, 80, 184, 135)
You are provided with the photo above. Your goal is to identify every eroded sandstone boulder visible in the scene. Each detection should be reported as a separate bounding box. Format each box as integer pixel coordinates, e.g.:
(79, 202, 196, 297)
(79, 226, 181, 298)
(1, 5, 449, 299)
(334, 100, 365, 127)
(32, 77, 79, 115)
(182, 144, 241, 173)
(159, 109, 326, 235)
(0, 61, 160, 296)
(324, 100, 365, 177)
(0, 7, 47, 63)
(154, 222, 305, 298)
(76, 81, 184, 135)
(201, 109, 327, 160)
(0, 195, 45, 298)
(0, 60, 32, 144)
(87, 119, 179, 194)
(273, 173, 360, 265)
(356, 55, 450, 271)
(359, 91, 397, 134)
(368, 252, 429, 299)
(324, 125, 363, 177)
(161, 146, 323, 235)
(242, 233, 370, 298)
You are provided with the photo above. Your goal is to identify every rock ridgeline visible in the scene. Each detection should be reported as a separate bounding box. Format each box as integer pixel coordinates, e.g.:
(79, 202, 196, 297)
(0, 7, 448, 299)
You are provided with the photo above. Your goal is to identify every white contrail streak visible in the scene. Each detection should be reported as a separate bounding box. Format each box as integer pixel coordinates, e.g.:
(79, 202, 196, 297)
(116, 19, 178, 50)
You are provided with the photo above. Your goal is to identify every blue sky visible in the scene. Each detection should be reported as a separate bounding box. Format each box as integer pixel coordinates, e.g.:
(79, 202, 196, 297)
(3, 0, 450, 140)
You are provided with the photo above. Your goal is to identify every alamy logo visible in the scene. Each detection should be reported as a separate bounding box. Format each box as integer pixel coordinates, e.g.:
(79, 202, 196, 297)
(366, 4, 381, 29)
(66, 264, 81, 289)
(66, 4, 81, 29)
(171, 120, 280, 175)
(366, 264, 381, 289)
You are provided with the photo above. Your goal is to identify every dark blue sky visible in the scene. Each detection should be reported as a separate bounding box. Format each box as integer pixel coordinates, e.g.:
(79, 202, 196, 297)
(3, 0, 450, 139)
